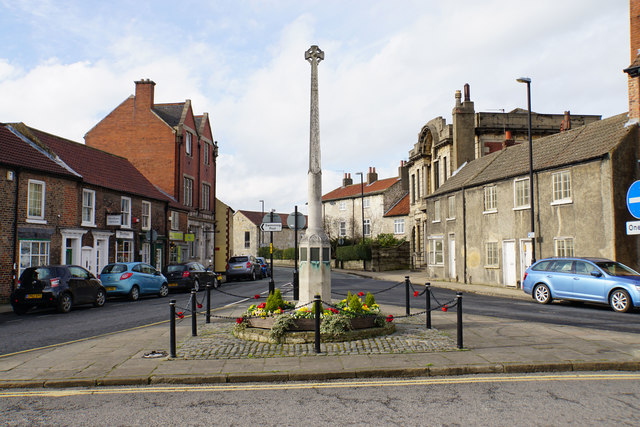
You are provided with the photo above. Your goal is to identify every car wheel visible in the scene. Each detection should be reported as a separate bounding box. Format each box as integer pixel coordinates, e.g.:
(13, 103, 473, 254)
(193, 279, 200, 292)
(251, 270, 257, 281)
(93, 289, 106, 307)
(57, 293, 73, 313)
(159, 283, 169, 298)
(129, 285, 140, 301)
(12, 304, 30, 315)
(213, 277, 221, 289)
(610, 289, 632, 313)
(533, 284, 552, 304)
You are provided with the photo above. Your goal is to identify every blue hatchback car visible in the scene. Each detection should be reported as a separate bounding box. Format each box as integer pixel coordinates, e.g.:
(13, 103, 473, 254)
(522, 257, 640, 312)
(100, 262, 169, 301)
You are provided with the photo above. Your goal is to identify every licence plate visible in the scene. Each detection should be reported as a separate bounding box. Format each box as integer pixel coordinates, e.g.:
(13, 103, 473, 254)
(233, 266, 242, 269)
(26, 294, 42, 299)
(168, 283, 178, 287)
(106, 287, 116, 291)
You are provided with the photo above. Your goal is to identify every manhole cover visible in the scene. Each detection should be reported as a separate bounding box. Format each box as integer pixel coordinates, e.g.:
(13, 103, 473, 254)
(142, 350, 168, 359)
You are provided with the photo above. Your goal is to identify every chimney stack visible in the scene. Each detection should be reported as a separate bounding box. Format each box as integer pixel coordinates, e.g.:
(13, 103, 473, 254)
(502, 130, 515, 149)
(399, 160, 409, 190)
(134, 78, 156, 109)
(342, 173, 353, 187)
(560, 111, 571, 132)
(367, 167, 378, 185)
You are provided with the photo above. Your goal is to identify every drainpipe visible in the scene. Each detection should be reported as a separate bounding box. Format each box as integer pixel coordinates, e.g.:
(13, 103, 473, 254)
(462, 186, 467, 284)
(12, 169, 20, 291)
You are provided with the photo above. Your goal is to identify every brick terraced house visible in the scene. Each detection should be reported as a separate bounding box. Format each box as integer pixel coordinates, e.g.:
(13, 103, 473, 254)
(85, 79, 218, 267)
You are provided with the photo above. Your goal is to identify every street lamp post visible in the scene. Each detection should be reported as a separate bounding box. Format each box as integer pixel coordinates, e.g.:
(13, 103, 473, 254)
(259, 200, 264, 252)
(355, 172, 365, 245)
(517, 77, 536, 263)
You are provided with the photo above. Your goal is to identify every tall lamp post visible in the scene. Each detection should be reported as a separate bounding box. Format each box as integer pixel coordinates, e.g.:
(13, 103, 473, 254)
(355, 172, 365, 244)
(259, 200, 264, 251)
(517, 77, 536, 263)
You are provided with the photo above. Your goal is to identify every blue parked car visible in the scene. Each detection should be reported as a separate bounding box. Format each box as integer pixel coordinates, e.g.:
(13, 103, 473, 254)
(100, 262, 169, 301)
(522, 257, 640, 313)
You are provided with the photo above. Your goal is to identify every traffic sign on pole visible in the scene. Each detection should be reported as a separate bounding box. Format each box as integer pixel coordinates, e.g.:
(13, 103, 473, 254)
(260, 223, 282, 232)
(287, 212, 306, 230)
(627, 180, 640, 219)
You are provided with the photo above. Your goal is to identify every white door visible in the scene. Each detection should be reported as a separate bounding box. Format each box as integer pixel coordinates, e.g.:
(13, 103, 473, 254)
(81, 247, 93, 273)
(448, 234, 456, 280)
(519, 239, 533, 286)
(502, 240, 517, 287)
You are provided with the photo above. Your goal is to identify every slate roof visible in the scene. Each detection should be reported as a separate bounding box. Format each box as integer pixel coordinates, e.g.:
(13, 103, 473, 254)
(16, 124, 171, 202)
(323, 177, 401, 201)
(236, 210, 308, 229)
(0, 124, 80, 179)
(153, 103, 186, 127)
(430, 113, 633, 198)
(384, 193, 410, 217)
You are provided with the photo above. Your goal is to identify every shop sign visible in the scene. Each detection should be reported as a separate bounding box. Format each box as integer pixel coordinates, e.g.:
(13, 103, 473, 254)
(184, 233, 195, 242)
(116, 230, 134, 240)
(169, 231, 184, 240)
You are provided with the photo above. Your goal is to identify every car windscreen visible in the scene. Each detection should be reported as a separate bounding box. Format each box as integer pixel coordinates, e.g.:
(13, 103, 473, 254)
(101, 264, 127, 274)
(229, 256, 248, 263)
(166, 265, 187, 273)
(595, 261, 640, 277)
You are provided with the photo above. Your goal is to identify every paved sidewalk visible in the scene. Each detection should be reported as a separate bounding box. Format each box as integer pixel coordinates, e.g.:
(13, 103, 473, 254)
(1, 270, 639, 388)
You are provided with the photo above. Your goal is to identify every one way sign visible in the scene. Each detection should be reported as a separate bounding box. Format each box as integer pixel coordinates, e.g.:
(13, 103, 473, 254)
(260, 223, 282, 232)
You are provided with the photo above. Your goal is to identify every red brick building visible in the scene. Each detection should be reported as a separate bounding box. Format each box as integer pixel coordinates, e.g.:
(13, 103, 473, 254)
(85, 79, 217, 266)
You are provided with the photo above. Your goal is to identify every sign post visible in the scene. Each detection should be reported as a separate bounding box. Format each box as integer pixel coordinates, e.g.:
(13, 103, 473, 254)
(287, 207, 306, 301)
(262, 212, 282, 294)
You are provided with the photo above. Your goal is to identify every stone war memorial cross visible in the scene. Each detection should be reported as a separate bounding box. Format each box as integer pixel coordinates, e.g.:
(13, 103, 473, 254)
(298, 45, 331, 305)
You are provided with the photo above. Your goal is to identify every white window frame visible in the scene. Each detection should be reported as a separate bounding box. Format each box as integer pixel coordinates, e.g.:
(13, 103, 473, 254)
(116, 239, 133, 262)
(447, 195, 455, 220)
(203, 142, 210, 165)
(170, 211, 179, 230)
(141, 242, 151, 264)
(339, 201, 346, 211)
(185, 132, 192, 156)
(394, 219, 405, 234)
(363, 219, 371, 236)
(141, 201, 151, 231)
(244, 231, 250, 248)
(428, 237, 444, 266)
(184, 177, 193, 207)
(555, 237, 574, 257)
(552, 170, 572, 205)
(82, 189, 96, 226)
(485, 241, 499, 267)
(339, 221, 346, 237)
(513, 177, 530, 209)
(433, 199, 441, 223)
(202, 183, 211, 211)
(19, 240, 50, 277)
(27, 179, 46, 223)
(484, 185, 497, 213)
(121, 196, 131, 228)
(363, 197, 370, 209)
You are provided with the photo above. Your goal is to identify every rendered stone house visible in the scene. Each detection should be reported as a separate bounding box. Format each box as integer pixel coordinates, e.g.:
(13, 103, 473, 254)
(232, 210, 307, 258)
(322, 166, 409, 243)
(424, 113, 639, 287)
(0, 123, 171, 301)
(407, 84, 601, 269)
(213, 199, 234, 273)
(85, 79, 218, 266)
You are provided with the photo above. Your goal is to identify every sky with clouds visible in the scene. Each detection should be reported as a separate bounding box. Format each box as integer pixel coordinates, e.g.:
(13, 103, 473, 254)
(0, 0, 631, 214)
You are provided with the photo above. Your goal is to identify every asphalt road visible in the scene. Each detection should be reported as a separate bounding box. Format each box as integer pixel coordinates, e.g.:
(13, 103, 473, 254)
(2, 372, 639, 425)
(1, 267, 639, 356)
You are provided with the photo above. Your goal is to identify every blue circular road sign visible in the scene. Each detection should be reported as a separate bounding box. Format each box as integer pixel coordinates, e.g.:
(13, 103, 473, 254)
(626, 180, 640, 219)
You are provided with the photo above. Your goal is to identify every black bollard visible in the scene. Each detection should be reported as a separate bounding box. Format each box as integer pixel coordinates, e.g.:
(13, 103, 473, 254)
(293, 270, 299, 301)
(314, 295, 321, 354)
(456, 292, 463, 349)
(191, 289, 197, 337)
(206, 284, 211, 324)
(425, 283, 431, 329)
(405, 276, 410, 317)
(169, 299, 176, 358)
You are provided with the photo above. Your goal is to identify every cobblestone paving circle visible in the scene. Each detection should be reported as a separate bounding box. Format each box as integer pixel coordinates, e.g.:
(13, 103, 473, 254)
(176, 316, 458, 359)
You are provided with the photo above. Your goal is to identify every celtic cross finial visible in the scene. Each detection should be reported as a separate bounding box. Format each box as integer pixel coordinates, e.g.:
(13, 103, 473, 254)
(305, 45, 324, 64)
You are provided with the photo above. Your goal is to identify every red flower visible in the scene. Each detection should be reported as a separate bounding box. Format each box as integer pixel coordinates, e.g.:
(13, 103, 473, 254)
(257, 302, 266, 309)
(413, 291, 419, 297)
(442, 304, 448, 312)
(197, 303, 203, 309)
(176, 311, 185, 319)
(329, 308, 339, 314)
(386, 315, 394, 323)
(358, 292, 365, 296)
(254, 294, 261, 299)
(236, 317, 244, 324)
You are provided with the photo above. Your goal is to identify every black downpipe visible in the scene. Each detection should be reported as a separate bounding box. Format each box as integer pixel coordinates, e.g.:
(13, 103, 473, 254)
(12, 169, 20, 290)
(462, 187, 467, 284)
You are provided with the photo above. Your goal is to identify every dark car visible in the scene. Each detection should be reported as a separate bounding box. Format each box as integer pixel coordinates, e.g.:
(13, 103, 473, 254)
(163, 262, 220, 292)
(226, 255, 261, 281)
(11, 265, 107, 314)
(522, 257, 640, 312)
(255, 257, 271, 278)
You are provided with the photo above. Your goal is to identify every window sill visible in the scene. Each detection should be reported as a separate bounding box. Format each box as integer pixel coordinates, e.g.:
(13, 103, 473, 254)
(26, 218, 46, 224)
(484, 265, 500, 269)
(81, 222, 96, 228)
(551, 199, 572, 206)
(432, 220, 441, 224)
(483, 210, 497, 215)
(512, 206, 530, 211)
(446, 217, 455, 221)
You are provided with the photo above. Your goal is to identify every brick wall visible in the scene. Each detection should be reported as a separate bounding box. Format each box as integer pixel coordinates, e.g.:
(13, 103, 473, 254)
(0, 167, 17, 301)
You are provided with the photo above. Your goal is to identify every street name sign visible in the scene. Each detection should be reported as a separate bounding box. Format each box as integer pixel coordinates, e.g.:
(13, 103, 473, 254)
(260, 223, 282, 232)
